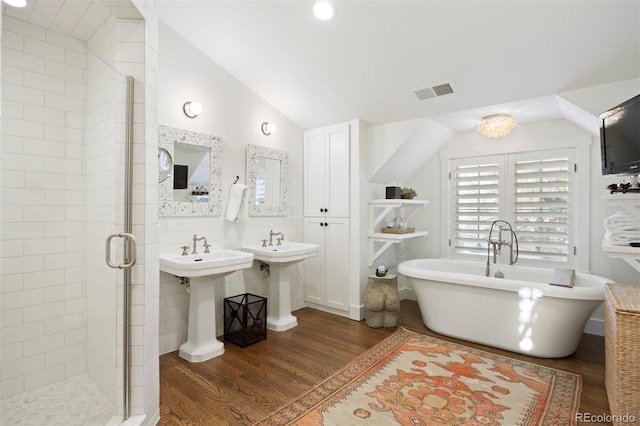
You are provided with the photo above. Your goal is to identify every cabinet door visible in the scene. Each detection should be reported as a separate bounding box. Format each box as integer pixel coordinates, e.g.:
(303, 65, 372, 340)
(324, 218, 349, 311)
(325, 123, 350, 217)
(303, 217, 326, 306)
(303, 129, 327, 217)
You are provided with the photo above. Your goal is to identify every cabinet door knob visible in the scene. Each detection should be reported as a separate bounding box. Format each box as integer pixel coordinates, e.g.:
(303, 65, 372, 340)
(320, 222, 324, 227)
(324, 222, 328, 227)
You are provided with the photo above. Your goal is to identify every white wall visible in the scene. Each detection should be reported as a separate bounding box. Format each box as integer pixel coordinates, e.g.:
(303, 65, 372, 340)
(157, 23, 305, 355)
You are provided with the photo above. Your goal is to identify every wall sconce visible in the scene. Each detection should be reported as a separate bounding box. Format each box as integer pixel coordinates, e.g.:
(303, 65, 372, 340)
(261, 122, 278, 136)
(183, 101, 203, 118)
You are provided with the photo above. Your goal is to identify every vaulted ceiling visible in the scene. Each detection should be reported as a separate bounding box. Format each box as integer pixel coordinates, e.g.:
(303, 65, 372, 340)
(158, 1, 639, 131)
(5, 1, 636, 131)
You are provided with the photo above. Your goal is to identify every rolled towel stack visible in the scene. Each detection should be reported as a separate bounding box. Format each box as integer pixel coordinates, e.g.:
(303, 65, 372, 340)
(604, 211, 640, 246)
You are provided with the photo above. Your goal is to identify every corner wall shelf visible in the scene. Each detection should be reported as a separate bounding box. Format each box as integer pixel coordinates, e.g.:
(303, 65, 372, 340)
(368, 199, 429, 266)
(602, 192, 640, 273)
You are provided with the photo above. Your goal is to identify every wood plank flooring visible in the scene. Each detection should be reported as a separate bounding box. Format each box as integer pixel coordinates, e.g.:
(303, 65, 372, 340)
(159, 300, 611, 425)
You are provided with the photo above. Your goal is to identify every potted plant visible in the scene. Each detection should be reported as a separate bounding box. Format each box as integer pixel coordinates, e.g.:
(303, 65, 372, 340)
(401, 187, 417, 199)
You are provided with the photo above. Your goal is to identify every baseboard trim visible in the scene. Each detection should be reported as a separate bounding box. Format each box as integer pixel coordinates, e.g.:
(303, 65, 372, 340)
(349, 304, 364, 321)
(304, 302, 350, 319)
(399, 287, 416, 301)
(584, 318, 604, 336)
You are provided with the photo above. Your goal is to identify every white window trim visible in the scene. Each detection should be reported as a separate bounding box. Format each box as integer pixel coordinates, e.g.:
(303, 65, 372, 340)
(440, 135, 591, 272)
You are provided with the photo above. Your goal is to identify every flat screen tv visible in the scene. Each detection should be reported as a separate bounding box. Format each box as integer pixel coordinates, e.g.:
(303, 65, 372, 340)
(600, 94, 640, 175)
(173, 165, 188, 189)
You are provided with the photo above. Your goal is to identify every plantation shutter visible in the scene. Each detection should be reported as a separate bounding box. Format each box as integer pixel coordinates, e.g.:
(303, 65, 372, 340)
(452, 160, 501, 256)
(512, 154, 571, 263)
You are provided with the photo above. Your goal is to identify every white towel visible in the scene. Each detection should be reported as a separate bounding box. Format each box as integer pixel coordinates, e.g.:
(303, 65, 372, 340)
(604, 212, 638, 231)
(225, 184, 248, 222)
(605, 230, 640, 245)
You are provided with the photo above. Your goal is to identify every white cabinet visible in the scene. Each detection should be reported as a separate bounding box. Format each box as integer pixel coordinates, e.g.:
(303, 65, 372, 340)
(304, 217, 350, 312)
(304, 122, 351, 313)
(304, 123, 350, 218)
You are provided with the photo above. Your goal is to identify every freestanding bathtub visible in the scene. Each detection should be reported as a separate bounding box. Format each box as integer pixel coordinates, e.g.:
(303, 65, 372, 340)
(398, 258, 610, 358)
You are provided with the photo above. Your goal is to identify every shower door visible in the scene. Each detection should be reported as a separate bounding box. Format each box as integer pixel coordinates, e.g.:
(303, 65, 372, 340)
(86, 52, 135, 422)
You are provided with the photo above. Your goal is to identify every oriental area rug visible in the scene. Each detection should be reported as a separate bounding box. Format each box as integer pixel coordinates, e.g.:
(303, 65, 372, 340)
(253, 328, 581, 426)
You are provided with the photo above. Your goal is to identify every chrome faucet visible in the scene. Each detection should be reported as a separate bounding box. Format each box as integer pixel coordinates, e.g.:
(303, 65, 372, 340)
(486, 220, 518, 276)
(269, 230, 284, 246)
(192, 234, 209, 254)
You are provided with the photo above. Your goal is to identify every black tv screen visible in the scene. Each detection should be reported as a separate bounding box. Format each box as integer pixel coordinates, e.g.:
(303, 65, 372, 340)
(173, 165, 188, 189)
(600, 94, 640, 175)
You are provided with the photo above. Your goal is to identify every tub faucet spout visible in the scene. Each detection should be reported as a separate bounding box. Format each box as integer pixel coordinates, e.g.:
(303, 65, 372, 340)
(486, 220, 519, 276)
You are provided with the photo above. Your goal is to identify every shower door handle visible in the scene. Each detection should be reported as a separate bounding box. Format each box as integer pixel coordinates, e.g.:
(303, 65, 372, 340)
(105, 233, 137, 269)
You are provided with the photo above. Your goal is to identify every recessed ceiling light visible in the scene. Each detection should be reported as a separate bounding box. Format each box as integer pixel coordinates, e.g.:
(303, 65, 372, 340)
(313, 1, 334, 21)
(2, 0, 27, 7)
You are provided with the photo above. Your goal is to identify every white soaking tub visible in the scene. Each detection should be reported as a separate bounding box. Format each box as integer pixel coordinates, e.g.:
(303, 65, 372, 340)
(398, 258, 610, 358)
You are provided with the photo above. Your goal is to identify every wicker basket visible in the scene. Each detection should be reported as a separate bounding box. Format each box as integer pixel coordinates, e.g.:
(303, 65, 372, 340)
(380, 227, 415, 234)
(605, 283, 640, 424)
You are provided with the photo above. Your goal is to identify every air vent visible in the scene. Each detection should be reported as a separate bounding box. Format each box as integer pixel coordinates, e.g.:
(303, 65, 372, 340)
(413, 82, 454, 100)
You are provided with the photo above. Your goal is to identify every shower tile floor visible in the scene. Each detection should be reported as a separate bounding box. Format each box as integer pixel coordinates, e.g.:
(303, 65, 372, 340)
(1, 373, 116, 426)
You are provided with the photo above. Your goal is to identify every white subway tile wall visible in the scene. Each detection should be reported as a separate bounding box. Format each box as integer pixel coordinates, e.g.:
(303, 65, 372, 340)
(1, 16, 89, 399)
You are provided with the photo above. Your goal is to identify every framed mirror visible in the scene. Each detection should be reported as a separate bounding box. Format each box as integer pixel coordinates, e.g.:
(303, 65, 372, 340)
(158, 125, 223, 216)
(247, 144, 289, 216)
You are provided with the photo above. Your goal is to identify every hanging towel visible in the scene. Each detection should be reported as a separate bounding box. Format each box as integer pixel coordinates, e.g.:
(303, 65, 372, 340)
(226, 184, 248, 222)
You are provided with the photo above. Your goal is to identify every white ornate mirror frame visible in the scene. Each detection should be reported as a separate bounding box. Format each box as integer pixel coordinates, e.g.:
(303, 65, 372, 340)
(158, 125, 223, 217)
(246, 144, 289, 216)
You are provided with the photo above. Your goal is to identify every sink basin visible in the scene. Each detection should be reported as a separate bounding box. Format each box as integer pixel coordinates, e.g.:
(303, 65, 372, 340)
(159, 248, 255, 362)
(242, 242, 319, 332)
(242, 242, 319, 264)
(160, 249, 254, 278)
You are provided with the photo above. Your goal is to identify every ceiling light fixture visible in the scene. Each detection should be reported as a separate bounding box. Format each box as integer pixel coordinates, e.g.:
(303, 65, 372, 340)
(477, 114, 517, 139)
(183, 101, 202, 118)
(313, 1, 334, 20)
(2, 0, 27, 7)
(261, 122, 278, 136)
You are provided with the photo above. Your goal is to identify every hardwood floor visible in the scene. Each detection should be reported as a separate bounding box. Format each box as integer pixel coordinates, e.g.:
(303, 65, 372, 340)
(159, 300, 611, 425)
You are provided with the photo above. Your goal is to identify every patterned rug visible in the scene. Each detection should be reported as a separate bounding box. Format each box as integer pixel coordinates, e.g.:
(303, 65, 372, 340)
(253, 328, 581, 426)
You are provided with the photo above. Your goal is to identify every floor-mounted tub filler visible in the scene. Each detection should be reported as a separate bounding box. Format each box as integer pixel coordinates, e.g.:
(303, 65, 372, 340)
(398, 258, 610, 358)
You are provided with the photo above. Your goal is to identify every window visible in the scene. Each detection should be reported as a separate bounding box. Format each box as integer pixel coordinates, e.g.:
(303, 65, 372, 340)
(449, 149, 576, 267)
(452, 158, 501, 257)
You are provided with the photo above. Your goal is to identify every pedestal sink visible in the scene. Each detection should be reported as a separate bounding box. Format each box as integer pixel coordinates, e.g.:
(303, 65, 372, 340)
(242, 242, 319, 331)
(160, 249, 254, 362)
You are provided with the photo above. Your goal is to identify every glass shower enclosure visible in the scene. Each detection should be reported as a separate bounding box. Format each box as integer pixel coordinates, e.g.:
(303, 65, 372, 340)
(0, 27, 134, 424)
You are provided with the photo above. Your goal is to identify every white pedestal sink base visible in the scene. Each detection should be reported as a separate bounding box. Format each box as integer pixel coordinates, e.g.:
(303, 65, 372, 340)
(179, 277, 224, 362)
(266, 264, 297, 331)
